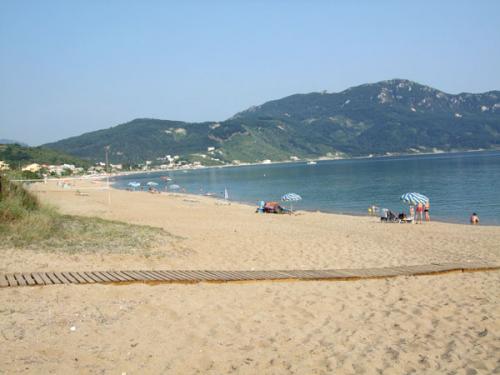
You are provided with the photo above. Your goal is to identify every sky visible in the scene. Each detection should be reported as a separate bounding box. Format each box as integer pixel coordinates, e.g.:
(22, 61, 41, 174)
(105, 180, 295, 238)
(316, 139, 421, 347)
(1, 1, 500, 145)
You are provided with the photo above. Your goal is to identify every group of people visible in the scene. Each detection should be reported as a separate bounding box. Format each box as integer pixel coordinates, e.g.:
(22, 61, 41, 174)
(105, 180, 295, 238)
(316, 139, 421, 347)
(377, 199, 480, 225)
(409, 201, 430, 224)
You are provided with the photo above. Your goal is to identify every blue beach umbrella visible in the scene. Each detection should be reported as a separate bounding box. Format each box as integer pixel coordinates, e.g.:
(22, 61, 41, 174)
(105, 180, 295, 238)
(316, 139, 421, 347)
(281, 193, 302, 212)
(146, 181, 159, 186)
(169, 184, 180, 190)
(127, 181, 141, 190)
(400, 192, 429, 206)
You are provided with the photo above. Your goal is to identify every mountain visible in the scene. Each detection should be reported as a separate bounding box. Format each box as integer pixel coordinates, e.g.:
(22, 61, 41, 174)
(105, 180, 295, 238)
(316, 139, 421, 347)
(0, 143, 90, 168)
(44, 79, 500, 164)
(0, 139, 28, 146)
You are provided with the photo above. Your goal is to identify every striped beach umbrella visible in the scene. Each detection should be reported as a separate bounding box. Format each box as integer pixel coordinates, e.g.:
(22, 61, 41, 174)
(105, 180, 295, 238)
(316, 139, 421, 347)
(281, 193, 302, 212)
(400, 192, 429, 206)
(127, 181, 141, 190)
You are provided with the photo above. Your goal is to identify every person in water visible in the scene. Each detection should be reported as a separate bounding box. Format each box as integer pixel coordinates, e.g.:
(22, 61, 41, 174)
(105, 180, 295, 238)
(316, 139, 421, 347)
(470, 213, 480, 225)
(424, 201, 430, 222)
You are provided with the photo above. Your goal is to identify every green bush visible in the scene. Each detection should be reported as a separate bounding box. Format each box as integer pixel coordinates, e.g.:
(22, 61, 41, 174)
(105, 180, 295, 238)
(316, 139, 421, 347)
(0, 175, 39, 221)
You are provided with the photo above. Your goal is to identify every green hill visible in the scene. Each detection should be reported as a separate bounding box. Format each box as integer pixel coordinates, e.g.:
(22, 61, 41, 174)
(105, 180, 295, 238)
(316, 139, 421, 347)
(0, 143, 90, 169)
(43, 79, 500, 164)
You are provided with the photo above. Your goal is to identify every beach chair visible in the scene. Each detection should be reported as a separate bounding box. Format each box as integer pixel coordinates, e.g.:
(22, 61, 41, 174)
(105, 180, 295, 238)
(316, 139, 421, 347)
(381, 209, 400, 223)
(256, 201, 265, 213)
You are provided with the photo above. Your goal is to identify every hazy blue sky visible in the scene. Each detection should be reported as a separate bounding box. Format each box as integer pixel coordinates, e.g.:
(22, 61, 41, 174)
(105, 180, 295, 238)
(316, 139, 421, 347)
(1, 1, 500, 145)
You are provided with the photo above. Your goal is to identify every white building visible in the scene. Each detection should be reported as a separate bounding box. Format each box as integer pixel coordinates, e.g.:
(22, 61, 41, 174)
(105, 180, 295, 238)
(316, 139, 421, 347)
(22, 163, 41, 173)
(0, 161, 10, 171)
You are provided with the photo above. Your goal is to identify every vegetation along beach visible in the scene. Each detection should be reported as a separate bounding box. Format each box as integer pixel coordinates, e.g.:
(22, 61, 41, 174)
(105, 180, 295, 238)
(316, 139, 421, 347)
(1, 1, 500, 374)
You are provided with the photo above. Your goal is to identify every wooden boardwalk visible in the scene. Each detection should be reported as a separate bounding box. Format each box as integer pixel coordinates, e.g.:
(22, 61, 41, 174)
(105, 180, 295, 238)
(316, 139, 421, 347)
(0, 262, 498, 288)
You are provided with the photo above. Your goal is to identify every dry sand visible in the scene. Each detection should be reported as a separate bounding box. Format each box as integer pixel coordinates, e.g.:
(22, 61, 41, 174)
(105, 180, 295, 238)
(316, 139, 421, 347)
(1, 179, 499, 374)
(2, 179, 499, 273)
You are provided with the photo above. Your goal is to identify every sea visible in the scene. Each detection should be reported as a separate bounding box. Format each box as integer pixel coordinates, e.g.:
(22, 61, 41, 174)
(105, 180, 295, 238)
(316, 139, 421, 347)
(113, 150, 500, 225)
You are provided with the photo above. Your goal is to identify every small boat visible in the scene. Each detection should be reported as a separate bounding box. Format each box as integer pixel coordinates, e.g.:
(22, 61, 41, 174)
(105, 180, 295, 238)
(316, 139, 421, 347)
(307, 161, 317, 165)
(160, 176, 172, 181)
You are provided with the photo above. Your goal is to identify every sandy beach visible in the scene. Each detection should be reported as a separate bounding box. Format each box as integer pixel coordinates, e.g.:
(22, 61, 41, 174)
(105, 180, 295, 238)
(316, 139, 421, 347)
(1, 180, 499, 374)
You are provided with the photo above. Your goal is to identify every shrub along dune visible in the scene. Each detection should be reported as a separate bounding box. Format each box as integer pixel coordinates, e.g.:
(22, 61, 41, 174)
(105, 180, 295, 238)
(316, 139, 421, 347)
(0, 174, 174, 255)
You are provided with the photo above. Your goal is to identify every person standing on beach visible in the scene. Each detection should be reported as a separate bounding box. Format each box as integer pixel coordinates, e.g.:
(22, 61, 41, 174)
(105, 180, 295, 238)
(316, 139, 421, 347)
(416, 202, 424, 224)
(424, 201, 430, 222)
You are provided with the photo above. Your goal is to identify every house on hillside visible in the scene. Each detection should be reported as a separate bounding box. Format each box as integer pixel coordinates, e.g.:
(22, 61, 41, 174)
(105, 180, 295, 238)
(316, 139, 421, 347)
(22, 163, 41, 173)
(0, 161, 10, 171)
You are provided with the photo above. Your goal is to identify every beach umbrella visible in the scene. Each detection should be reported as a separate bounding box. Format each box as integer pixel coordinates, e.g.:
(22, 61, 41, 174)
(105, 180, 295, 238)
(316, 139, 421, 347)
(127, 181, 141, 190)
(169, 184, 180, 190)
(400, 192, 429, 206)
(281, 192, 302, 212)
(146, 181, 159, 186)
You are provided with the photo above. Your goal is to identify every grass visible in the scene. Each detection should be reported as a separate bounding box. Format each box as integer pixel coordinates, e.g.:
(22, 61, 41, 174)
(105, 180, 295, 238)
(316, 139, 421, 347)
(0, 174, 177, 256)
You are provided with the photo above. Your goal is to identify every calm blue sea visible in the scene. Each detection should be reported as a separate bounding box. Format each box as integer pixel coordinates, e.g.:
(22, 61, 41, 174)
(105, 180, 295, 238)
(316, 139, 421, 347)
(113, 151, 500, 225)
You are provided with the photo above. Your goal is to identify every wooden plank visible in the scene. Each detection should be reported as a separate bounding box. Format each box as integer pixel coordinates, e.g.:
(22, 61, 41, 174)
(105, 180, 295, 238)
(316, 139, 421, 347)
(320, 270, 356, 279)
(276, 270, 295, 279)
(99, 271, 122, 282)
(168, 270, 196, 281)
(196, 270, 220, 281)
(53, 272, 73, 284)
(113, 271, 135, 281)
(255, 271, 280, 279)
(188, 271, 219, 281)
(38, 272, 55, 285)
(119, 271, 143, 281)
(254, 271, 280, 279)
(228, 271, 256, 280)
(214, 271, 247, 280)
(62, 272, 80, 284)
(78, 272, 96, 284)
(207, 271, 241, 280)
(122, 271, 148, 281)
(23, 273, 37, 286)
(123, 271, 151, 281)
(208, 271, 238, 281)
(107, 271, 130, 282)
(82, 272, 101, 283)
(31, 273, 46, 285)
(0, 263, 495, 288)
(146, 271, 173, 281)
(91, 272, 114, 282)
(205, 271, 231, 280)
(140, 271, 164, 281)
(14, 273, 27, 286)
(75, 272, 96, 283)
(102, 271, 124, 282)
(0, 274, 9, 287)
(132, 271, 157, 281)
(155, 270, 187, 281)
(69, 272, 88, 284)
(6, 274, 18, 287)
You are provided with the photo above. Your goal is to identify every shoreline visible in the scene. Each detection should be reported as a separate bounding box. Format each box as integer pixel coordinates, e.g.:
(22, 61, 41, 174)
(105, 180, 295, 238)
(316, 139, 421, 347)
(102, 148, 500, 178)
(108, 185, 498, 228)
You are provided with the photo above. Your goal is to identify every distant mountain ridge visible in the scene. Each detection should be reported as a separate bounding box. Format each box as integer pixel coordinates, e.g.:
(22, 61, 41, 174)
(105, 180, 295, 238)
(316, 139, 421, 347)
(44, 79, 500, 164)
(0, 139, 28, 146)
